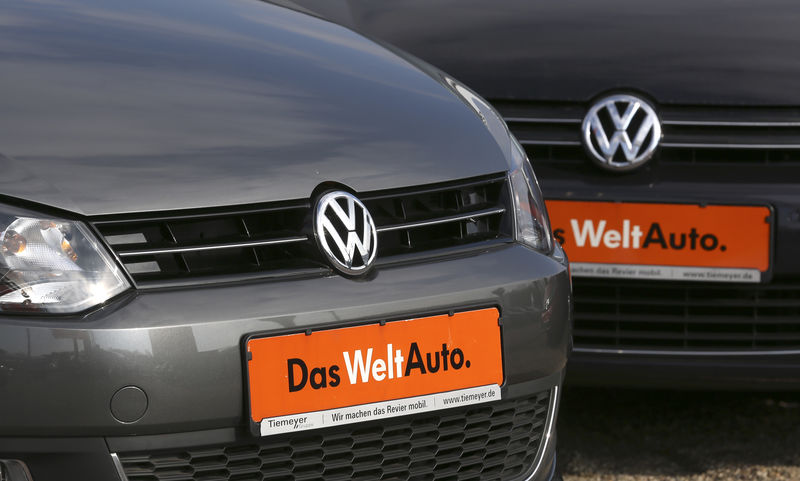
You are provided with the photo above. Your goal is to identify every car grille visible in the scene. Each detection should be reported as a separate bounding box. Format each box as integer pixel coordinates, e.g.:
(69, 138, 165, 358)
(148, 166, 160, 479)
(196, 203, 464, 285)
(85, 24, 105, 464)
(494, 100, 800, 167)
(573, 277, 800, 351)
(117, 391, 550, 481)
(92, 174, 512, 288)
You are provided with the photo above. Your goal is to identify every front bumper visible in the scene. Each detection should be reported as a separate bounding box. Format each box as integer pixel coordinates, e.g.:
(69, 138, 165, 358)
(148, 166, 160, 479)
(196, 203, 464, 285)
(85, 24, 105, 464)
(0, 244, 569, 480)
(568, 350, 800, 390)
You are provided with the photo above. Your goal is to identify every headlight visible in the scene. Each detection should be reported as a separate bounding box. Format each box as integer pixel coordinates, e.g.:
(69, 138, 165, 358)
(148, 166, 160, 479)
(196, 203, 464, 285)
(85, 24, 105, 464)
(508, 137, 553, 253)
(443, 75, 553, 253)
(0, 205, 130, 314)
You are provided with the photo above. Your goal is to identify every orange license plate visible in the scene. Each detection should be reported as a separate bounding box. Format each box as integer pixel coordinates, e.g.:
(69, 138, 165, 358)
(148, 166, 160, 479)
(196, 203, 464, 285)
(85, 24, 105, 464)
(546, 200, 772, 283)
(246, 308, 503, 436)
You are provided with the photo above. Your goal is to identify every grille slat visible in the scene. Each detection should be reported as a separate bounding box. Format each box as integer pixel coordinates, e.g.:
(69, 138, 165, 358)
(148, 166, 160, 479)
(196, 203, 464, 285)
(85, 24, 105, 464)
(119, 392, 550, 481)
(574, 328, 800, 342)
(94, 175, 513, 287)
(573, 278, 800, 350)
(578, 311, 800, 326)
(577, 296, 800, 308)
(495, 100, 800, 166)
(116, 236, 309, 257)
(376, 206, 505, 233)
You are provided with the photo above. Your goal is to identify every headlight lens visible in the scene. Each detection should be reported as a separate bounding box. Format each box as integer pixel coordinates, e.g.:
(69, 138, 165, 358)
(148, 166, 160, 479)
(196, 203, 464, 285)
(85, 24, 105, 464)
(0, 207, 130, 314)
(508, 137, 553, 253)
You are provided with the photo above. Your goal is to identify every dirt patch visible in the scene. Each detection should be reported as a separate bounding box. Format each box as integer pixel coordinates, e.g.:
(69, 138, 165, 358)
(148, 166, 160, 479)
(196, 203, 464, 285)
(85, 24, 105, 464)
(558, 388, 800, 481)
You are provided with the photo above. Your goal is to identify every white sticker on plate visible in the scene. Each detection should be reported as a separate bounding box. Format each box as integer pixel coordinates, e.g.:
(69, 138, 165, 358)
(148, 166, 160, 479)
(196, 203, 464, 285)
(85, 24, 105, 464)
(260, 384, 501, 436)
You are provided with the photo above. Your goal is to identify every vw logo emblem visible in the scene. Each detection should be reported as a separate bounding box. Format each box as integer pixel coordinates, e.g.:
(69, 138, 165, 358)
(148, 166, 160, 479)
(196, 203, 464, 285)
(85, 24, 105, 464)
(582, 94, 662, 172)
(314, 191, 378, 276)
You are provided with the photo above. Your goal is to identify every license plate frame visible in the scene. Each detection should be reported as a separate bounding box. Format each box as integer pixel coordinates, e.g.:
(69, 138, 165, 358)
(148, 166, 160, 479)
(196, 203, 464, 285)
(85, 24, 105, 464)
(546, 199, 773, 283)
(243, 307, 504, 436)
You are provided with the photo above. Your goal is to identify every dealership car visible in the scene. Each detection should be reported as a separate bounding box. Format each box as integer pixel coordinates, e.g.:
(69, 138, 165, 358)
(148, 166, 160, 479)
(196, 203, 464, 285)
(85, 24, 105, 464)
(299, 0, 800, 389)
(0, 0, 570, 480)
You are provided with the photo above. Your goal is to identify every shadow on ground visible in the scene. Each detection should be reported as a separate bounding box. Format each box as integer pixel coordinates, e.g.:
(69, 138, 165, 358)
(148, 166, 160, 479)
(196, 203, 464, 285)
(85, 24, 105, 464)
(557, 388, 800, 481)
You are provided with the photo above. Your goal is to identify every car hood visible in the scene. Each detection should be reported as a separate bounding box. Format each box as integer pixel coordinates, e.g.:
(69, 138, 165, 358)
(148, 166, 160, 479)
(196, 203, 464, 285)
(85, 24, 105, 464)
(0, 0, 508, 216)
(304, 0, 800, 106)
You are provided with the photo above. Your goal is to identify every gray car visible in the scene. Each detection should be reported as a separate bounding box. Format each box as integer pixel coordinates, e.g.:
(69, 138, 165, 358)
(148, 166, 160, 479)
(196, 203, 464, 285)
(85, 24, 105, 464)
(0, 1, 570, 480)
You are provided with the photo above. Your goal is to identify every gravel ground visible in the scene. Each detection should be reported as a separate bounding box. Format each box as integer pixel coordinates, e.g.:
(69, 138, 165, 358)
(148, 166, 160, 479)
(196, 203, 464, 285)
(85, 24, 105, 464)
(557, 388, 800, 481)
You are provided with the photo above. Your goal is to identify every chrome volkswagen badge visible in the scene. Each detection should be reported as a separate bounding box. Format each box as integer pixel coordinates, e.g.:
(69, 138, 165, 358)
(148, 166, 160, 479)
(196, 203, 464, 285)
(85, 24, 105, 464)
(582, 94, 662, 171)
(314, 191, 378, 276)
